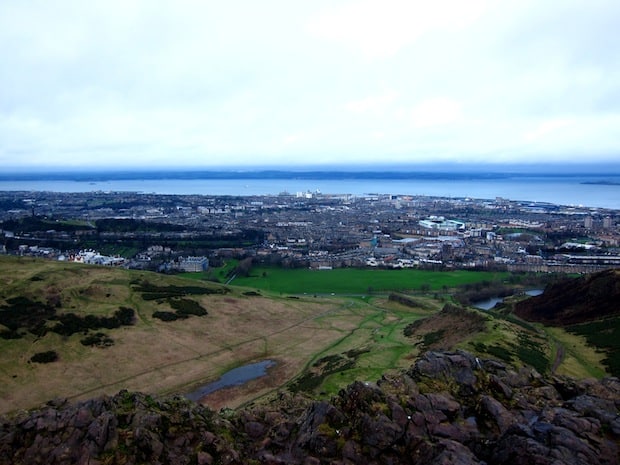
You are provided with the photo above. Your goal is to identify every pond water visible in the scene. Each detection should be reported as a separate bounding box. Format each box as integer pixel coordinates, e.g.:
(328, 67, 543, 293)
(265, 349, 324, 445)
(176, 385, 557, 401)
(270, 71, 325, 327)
(525, 289, 544, 297)
(185, 360, 275, 402)
(472, 297, 505, 311)
(472, 289, 544, 310)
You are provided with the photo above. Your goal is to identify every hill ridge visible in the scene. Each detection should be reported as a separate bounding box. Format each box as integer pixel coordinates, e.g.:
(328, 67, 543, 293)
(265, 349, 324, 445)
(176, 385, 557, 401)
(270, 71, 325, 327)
(514, 269, 620, 325)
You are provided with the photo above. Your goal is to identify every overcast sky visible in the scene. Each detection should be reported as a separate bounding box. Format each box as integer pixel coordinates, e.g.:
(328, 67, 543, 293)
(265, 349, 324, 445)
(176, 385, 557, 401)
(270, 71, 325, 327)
(1, 0, 619, 170)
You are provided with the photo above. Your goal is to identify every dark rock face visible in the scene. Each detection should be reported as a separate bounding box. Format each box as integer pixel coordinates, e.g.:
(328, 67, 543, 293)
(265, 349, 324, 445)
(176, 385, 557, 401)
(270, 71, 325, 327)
(1, 350, 618, 464)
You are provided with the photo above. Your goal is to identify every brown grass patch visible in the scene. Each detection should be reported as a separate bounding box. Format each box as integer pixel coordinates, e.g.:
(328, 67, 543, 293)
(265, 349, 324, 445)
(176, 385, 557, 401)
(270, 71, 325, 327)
(0, 284, 363, 413)
(404, 304, 487, 350)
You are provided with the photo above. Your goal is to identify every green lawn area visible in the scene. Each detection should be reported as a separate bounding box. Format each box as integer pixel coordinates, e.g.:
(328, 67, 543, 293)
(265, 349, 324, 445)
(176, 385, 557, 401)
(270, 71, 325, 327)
(230, 267, 509, 295)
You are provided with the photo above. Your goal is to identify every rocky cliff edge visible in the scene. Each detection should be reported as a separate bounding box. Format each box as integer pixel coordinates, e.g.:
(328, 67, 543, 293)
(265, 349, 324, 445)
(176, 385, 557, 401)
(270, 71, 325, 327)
(1, 350, 619, 465)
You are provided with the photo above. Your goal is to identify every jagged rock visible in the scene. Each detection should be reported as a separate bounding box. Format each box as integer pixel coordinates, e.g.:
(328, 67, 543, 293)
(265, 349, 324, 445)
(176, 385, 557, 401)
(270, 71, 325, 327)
(426, 392, 461, 420)
(0, 351, 618, 465)
(244, 421, 266, 439)
(488, 374, 513, 399)
(568, 394, 618, 424)
(410, 351, 479, 395)
(196, 450, 213, 465)
(490, 426, 558, 465)
(478, 395, 515, 436)
(86, 411, 117, 450)
(427, 439, 482, 465)
(360, 411, 403, 449)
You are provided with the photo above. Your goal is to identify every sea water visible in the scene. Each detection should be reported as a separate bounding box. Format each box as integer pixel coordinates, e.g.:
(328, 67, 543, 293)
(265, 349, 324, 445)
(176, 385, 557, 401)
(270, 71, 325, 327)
(0, 175, 619, 209)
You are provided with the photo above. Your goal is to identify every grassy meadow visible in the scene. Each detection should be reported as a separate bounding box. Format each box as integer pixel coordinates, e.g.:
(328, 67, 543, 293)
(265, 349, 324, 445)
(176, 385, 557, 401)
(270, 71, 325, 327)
(0, 256, 440, 413)
(0, 256, 612, 414)
(221, 266, 510, 295)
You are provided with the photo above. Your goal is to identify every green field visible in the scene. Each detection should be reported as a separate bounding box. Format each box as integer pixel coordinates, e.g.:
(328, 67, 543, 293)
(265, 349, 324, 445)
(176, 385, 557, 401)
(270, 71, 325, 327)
(227, 267, 510, 295)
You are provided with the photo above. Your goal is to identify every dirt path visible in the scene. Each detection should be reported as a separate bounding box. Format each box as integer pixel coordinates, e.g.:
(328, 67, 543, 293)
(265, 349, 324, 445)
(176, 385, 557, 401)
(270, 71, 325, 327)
(551, 343, 565, 374)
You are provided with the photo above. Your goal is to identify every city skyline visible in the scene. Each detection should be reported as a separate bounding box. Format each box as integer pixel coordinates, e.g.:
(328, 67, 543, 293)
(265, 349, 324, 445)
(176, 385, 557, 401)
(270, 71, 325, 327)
(1, 1, 619, 170)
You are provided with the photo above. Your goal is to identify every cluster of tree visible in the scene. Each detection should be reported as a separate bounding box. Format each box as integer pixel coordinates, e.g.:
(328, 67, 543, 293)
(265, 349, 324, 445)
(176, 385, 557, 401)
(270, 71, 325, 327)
(232, 257, 253, 277)
(0, 296, 56, 339)
(454, 283, 517, 307)
(152, 298, 208, 322)
(0, 217, 91, 234)
(29, 350, 59, 364)
(95, 218, 186, 233)
(2, 215, 266, 258)
(51, 307, 135, 336)
(80, 332, 114, 348)
(133, 281, 229, 300)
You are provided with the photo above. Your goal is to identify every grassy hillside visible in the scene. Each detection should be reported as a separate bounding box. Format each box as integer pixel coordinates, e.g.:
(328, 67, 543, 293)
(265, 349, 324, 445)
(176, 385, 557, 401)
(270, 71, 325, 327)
(0, 256, 339, 413)
(0, 256, 613, 415)
(514, 269, 620, 377)
(514, 269, 620, 325)
(0, 257, 440, 414)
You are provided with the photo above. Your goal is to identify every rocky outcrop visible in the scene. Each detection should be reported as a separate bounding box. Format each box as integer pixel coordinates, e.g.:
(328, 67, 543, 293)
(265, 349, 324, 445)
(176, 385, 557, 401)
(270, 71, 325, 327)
(1, 350, 618, 464)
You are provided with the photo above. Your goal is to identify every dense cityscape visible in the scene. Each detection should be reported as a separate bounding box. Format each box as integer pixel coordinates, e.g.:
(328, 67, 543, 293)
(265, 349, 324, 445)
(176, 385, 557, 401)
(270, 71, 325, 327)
(1, 189, 618, 276)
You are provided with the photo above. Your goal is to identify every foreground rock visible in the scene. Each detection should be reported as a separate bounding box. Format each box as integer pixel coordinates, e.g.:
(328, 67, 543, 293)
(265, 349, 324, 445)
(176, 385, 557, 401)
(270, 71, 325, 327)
(1, 350, 618, 464)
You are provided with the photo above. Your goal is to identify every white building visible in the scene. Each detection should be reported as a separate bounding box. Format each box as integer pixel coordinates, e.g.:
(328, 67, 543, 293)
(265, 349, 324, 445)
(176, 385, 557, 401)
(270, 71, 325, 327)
(178, 256, 209, 272)
(419, 216, 465, 231)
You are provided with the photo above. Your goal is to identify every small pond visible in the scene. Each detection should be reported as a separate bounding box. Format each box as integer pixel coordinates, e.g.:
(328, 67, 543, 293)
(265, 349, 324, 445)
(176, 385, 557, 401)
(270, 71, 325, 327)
(472, 289, 544, 310)
(186, 360, 275, 402)
(472, 297, 504, 311)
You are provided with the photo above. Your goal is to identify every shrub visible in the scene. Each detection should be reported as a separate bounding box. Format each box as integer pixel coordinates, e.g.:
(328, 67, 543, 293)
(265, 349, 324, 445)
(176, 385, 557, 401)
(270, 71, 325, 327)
(422, 329, 446, 348)
(116, 307, 136, 325)
(80, 332, 114, 347)
(0, 330, 22, 340)
(30, 351, 58, 363)
(153, 311, 182, 321)
(169, 298, 207, 316)
(51, 307, 135, 336)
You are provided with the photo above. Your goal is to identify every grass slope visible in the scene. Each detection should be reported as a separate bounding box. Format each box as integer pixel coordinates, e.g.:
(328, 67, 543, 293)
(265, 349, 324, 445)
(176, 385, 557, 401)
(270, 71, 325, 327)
(0, 257, 342, 413)
(0, 256, 611, 415)
(0, 257, 441, 414)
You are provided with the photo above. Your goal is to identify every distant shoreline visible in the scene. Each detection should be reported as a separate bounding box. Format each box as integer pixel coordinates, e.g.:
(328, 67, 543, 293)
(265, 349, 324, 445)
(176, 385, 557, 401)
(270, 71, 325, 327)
(1, 172, 619, 209)
(0, 170, 509, 182)
(2, 169, 620, 183)
(581, 181, 620, 186)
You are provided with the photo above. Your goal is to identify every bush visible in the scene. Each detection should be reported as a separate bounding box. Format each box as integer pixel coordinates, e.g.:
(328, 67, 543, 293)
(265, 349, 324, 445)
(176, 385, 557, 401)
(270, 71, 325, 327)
(153, 311, 183, 322)
(134, 282, 229, 300)
(80, 332, 114, 347)
(116, 307, 136, 325)
(30, 351, 58, 363)
(51, 307, 135, 336)
(422, 329, 446, 348)
(169, 298, 207, 316)
(0, 330, 22, 340)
